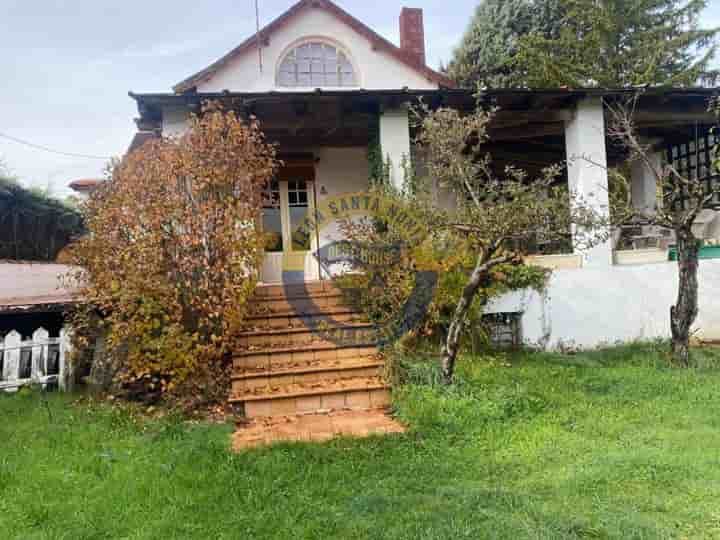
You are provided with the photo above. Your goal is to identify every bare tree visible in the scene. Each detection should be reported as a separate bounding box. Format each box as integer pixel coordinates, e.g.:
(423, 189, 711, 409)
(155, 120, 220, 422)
(415, 100, 609, 383)
(602, 95, 720, 366)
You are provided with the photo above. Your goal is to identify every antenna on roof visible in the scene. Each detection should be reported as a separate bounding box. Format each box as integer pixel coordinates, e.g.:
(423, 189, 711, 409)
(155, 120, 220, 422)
(255, 0, 263, 73)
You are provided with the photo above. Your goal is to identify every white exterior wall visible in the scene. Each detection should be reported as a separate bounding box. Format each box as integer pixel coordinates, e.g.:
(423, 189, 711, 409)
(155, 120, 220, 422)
(194, 9, 438, 92)
(379, 107, 412, 191)
(487, 260, 720, 348)
(314, 147, 369, 278)
(564, 97, 613, 267)
(162, 106, 190, 138)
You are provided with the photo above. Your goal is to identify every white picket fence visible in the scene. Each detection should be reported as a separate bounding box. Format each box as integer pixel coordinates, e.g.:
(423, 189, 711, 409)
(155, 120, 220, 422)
(0, 326, 72, 392)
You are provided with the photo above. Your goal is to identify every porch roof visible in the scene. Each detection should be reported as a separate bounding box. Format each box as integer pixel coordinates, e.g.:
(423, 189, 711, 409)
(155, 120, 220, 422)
(129, 87, 718, 167)
(0, 262, 81, 314)
(130, 86, 718, 112)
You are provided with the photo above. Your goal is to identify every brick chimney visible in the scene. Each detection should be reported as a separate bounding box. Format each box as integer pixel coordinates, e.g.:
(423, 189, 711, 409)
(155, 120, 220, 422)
(399, 7, 426, 66)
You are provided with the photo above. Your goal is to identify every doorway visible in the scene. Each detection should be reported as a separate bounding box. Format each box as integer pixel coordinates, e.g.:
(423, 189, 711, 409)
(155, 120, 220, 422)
(260, 161, 319, 283)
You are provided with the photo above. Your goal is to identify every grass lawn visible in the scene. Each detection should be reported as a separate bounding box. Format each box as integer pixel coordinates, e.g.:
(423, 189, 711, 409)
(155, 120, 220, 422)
(3, 344, 720, 539)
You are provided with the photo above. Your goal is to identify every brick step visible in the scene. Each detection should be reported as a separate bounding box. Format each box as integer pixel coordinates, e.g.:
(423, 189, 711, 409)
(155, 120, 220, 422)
(249, 293, 351, 315)
(232, 363, 384, 396)
(233, 374, 387, 402)
(243, 307, 365, 331)
(235, 352, 383, 376)
(234, 344, 380, 372)
(231, 377, 391, 418)
(254, 281, 339, 298)
(238, 322, 376, 348)
(234, 357, 384, 378)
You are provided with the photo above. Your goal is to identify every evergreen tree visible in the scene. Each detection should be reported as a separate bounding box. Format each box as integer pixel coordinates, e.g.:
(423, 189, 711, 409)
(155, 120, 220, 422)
(514, 0, 719, 88)
(447, 0, 565, 88)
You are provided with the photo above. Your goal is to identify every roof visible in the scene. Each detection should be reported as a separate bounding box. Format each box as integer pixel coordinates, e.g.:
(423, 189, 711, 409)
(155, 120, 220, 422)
(172, 0, 455, 93)
(131, 86, 720, 117)
(0, 262, 81, 313)
(68, 178, 102, 192)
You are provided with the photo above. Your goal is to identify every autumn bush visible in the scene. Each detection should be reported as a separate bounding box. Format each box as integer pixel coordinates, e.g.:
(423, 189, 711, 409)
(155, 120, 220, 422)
(334, 183, 549, 355)
(69, 104, 277, 403)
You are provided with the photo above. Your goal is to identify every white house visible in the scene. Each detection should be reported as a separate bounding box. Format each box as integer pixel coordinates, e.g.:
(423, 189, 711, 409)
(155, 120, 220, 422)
(129, 0, 720, 349)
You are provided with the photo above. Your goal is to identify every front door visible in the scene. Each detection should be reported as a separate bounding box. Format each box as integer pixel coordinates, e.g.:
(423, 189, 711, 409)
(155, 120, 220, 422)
(261, 176, 318, 283)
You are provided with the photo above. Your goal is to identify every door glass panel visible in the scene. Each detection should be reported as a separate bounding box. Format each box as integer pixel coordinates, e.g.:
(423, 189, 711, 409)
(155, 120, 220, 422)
(262, 180, 283, 252)
(288, 180, 311, 251)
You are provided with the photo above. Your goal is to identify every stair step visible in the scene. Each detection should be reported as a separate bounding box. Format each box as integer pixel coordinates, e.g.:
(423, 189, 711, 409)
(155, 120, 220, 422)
(232, 364, 384, 395)
(244, 307, 365, 330)
(230, 358, 385, 380)
(255, 281, 339, 298)
(233, 375, 387, 401)
(238, 322, 375, 348)
(239, 330, 378, 352)
(249, 294, 349, 315)
(231, 378, 391, 418)
(234, 345, 381, 372)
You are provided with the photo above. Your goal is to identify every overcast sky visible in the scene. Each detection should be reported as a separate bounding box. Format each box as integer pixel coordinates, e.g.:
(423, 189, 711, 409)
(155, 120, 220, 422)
(2, 0, 720, 198)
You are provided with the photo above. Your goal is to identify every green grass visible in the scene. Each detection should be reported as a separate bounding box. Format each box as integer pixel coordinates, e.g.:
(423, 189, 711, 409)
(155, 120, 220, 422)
(4, 343, 720, 539)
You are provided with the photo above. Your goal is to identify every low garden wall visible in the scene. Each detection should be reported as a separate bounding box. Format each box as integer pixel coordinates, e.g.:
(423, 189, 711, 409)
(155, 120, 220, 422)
(487, 259, 720, 349)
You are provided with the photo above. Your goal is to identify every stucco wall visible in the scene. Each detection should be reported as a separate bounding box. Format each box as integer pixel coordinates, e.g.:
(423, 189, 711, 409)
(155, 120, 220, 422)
(487, 259, 720, 349)
(162, 106, 190, 138)
(195, 8, 438, 92)
(314, 147, 369, 277)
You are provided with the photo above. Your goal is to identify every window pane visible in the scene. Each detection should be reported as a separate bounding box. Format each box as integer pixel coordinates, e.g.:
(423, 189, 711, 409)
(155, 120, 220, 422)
(277, 42, 355, 88)
(297, 44, 311, 59)
(262, 208, 283, 252)
(279, 70, 295, 86)
(290, 206, 311, 250)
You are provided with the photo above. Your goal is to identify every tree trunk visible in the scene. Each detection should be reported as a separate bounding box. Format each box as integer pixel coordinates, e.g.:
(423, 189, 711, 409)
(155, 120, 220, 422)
(441, 252, 489, 384)
(670, 228, 699, 367)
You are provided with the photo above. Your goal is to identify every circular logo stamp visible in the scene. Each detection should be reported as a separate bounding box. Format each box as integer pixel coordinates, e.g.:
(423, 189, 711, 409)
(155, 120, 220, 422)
(282, 191, 437, 348)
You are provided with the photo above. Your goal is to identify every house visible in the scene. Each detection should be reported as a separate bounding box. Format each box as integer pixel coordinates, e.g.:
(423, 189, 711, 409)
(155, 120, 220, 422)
(68, 178, 102, 199)
(129, 0, 720, 355)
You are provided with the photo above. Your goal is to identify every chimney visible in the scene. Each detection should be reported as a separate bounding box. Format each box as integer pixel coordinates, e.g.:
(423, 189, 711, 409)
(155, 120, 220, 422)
(399, 7, 426, 66)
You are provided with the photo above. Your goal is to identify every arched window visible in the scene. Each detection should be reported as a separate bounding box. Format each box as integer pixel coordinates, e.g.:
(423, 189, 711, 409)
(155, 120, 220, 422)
(277, 41, 357, 87)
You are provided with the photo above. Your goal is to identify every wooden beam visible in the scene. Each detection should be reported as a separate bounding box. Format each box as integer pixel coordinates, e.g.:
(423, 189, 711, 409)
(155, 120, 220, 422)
(488, 122, 565, 141)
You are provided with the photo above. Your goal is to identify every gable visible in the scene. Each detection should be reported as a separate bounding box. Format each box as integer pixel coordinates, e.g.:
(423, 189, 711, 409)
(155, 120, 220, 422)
(174, 0, 453, 93)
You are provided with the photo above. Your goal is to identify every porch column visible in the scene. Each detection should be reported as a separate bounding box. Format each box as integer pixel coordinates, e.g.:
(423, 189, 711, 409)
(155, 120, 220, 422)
(631, 149, 662, 214)
(379, 105, 412, 192)
(564, 97, 613, 267)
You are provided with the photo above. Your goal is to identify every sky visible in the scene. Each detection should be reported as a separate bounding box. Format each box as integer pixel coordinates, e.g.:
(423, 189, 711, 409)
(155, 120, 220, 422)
(2, 0, 720, 198)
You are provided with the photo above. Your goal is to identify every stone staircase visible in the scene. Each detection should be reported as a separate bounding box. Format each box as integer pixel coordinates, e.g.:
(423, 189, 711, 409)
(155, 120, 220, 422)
(230, 281, 391, 419)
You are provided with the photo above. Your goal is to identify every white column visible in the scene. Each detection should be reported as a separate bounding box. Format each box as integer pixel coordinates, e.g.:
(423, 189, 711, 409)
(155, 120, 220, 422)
(631, 150, 662, 214)
(564, 97, 612, 267)
(379, 106, 412, 192)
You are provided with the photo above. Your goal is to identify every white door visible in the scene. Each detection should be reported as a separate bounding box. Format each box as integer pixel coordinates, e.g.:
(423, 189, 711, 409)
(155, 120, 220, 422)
(260, 178, 319, 283)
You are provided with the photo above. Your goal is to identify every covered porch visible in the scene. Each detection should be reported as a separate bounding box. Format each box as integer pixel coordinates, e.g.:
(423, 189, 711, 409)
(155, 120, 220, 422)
(131, 87, 720, 282)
